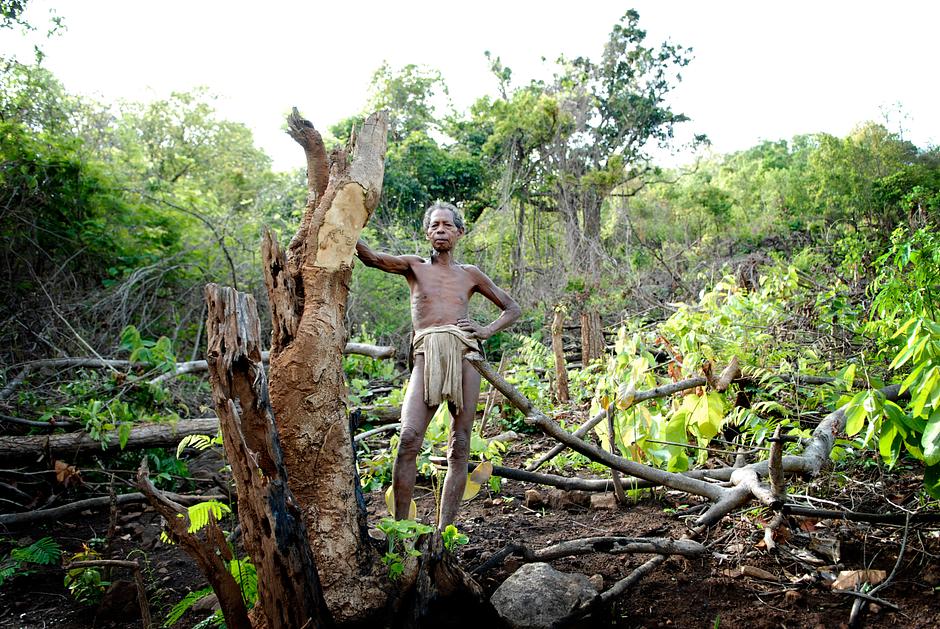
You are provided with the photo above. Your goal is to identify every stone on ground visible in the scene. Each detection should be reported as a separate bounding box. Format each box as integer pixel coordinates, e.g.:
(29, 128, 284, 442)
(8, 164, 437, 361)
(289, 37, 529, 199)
(490, 562, 597, 629)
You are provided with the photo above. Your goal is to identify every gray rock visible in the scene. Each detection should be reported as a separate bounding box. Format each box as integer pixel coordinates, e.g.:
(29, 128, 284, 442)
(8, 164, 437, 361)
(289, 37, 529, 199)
(192, 592, 220, 613)
(490, 562, 597, 629)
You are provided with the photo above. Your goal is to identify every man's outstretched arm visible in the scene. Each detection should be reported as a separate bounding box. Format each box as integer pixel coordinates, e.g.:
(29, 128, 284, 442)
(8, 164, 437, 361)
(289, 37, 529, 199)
(356, 239, 419, 275)
(458, 266, 522, 340)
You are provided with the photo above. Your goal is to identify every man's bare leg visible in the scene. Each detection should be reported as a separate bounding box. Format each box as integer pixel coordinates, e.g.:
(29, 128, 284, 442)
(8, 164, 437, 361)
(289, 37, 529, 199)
(393, 355, 436, 520)
(438, 359, 482, 528)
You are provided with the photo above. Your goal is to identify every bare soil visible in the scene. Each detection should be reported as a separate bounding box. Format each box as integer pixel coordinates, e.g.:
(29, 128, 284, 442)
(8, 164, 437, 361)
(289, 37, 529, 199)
(1, 439, 938, 629)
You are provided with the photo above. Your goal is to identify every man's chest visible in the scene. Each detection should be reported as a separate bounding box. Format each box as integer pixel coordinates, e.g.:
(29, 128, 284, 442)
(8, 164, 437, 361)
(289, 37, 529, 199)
(409, 267, 475, 301)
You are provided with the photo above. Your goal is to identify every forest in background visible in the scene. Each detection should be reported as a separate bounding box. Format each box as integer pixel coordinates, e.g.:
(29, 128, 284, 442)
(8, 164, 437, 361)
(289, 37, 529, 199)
(3, 5, 940, 628)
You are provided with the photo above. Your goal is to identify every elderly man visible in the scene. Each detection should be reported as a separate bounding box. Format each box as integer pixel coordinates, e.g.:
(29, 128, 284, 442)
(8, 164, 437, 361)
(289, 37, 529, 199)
(356, 202, 520, 527)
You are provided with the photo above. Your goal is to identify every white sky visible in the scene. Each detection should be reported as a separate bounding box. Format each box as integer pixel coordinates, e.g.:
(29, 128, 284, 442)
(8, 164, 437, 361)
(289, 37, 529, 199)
(3, 1, 938, 171)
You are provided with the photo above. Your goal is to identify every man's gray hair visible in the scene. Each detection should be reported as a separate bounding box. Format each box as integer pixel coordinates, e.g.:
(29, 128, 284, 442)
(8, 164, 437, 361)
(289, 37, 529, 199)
(423, 202, 465, 232)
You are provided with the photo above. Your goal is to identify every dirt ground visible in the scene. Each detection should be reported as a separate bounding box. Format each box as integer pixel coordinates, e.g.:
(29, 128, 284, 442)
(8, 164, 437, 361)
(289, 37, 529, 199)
(1, 439, 938, 629)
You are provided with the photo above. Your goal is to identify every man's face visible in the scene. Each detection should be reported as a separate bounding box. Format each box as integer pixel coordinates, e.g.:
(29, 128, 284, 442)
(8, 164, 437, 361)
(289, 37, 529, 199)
(426, 209, 463, 252)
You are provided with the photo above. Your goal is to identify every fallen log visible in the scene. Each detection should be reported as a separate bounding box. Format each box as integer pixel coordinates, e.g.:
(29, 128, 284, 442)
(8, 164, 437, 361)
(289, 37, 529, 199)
(1, 342, 397, 395)
(150, 343, 395, 384)
(0, 490, 226, 527)
(0, 418, 218, 461)
(468, 354, 907, 530)
(472, 536, 704, 576)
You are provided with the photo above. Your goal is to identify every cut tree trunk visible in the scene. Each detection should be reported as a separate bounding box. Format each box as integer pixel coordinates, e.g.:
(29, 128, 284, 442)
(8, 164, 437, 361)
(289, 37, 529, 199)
(261, 110, 391, 623)
(203, 284, 330, 628)
(551, 306, 569, 403)
(580, 309, 605, 365)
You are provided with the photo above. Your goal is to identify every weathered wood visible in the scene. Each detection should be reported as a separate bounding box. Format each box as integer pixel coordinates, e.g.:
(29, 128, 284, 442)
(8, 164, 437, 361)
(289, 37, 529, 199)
(580, 309, 605, 365)
(138, 460, 251, 629)
(467, 354, 726, 502)
(551, 306, 569, 403)
(149, 344, 395, 384)
(526, 375, 708, 471)
(0, 344, 394, 391)
(263, 111, 391, 623)
(0, 491, 225, 527)
(695, 384, 904, 526)
(204, 283, 330, 629)
(0, 418, 218, 460)
(405, 532, 492, 628)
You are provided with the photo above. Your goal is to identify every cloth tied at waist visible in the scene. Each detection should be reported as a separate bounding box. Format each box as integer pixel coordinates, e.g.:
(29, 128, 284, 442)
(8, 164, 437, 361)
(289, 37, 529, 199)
(412, 324, 480, 409)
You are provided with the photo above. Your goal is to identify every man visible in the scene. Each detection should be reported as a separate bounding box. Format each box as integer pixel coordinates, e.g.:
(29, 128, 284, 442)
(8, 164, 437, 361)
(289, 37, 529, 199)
(356, 202, 521, 527)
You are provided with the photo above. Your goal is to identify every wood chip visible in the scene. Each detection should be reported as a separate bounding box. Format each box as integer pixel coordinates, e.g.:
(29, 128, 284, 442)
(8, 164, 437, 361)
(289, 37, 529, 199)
(831, 569, 886, 590)
(722, 565, 779, 581)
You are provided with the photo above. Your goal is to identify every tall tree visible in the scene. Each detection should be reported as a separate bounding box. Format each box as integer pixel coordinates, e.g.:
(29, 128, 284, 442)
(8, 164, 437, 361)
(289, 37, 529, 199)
(479, 10, 699, 285)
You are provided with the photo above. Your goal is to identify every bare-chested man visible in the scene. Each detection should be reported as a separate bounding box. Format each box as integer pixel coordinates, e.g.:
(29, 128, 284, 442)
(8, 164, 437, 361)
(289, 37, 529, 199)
(356, 202, 521, 528)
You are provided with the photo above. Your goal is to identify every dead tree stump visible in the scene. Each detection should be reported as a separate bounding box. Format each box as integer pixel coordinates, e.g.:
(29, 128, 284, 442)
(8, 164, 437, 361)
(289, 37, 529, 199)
(204, 284, 330, 628)
(261, 110, 391, 622)
(580, 309, 606, 365)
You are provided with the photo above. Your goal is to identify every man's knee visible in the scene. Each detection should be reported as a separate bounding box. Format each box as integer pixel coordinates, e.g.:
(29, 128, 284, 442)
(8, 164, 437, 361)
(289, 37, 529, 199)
(447, 430, 471, 463)
(397, 426, 425, 458)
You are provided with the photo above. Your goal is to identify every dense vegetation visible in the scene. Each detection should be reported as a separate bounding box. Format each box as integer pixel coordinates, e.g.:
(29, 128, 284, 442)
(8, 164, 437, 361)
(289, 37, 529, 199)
(2, 7, 939, 626)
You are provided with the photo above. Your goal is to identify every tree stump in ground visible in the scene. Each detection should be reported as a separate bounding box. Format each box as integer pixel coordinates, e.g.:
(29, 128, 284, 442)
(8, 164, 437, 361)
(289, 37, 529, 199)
(551, 306, 569, 403)
(580, 309, 606, 365)
(260, 110, 392, 623)
(204, 285, 329, 628)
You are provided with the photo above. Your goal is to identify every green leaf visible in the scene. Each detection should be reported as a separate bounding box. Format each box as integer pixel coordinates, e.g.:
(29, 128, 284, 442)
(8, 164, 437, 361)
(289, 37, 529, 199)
(683, 392, 726, 441)
(164, 587, 214, 628)
(843, 391, 868, 437)
(842, 364, 856, 391)
(878, 421, 901, 467)
(177, 434, 214, 457)
(118, 423, 131, 450)
(924, 462, 940, 500)
(911, 368, 939, 417)
(186, 500, 231, 533)
(921, 410, 940, 466)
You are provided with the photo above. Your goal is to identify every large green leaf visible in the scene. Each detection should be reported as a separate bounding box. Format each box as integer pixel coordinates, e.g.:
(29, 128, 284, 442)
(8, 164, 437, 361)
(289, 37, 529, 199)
(921, 409, 940, 466)
(683, 392, 726, 441)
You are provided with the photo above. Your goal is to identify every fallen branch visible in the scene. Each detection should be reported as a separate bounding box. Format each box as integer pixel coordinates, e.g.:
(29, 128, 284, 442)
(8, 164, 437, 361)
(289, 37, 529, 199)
(0, 414, 77, 429)
(472, 536, 703, 577)
(0, 343, 397, 393)
(0, 418, 219, 461)
(467, 354, 726, 506)
(138, 459, 251, 629)
(0, 491, 226, 527)
(469, 353, 908, 531)
(528, 536, 705, 561)
(149, 343, 395, 384)
(526, 366, 848, 472)
(466, 462, 621, 492)
(782, 504, 940, 525)
(526, 375, 708, 471)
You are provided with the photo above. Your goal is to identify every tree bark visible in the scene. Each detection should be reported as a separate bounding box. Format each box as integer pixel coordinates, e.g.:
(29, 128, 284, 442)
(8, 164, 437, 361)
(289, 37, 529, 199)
(550, 306, 569, 403)
(203, 284, 331, 628)
(262, 111, 391, 623)
(580, 309, 605, 365)
(0, 418, 218, 461)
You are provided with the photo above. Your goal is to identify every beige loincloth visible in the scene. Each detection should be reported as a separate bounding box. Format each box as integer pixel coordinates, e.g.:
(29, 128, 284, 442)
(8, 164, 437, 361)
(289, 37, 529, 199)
(413, 325, 480, 409)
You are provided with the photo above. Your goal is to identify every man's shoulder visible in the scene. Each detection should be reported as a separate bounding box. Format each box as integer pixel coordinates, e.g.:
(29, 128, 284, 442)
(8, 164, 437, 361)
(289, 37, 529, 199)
(459, 263, 493, 283)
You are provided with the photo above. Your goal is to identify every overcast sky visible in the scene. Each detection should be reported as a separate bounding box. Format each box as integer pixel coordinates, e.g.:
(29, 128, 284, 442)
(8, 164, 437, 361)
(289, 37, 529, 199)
(4, 1, 938, 171)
